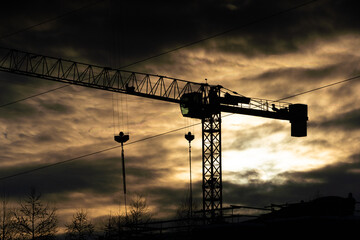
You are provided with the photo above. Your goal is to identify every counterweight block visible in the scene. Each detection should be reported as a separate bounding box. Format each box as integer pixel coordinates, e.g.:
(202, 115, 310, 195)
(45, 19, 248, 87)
(290, 104, 308, 137)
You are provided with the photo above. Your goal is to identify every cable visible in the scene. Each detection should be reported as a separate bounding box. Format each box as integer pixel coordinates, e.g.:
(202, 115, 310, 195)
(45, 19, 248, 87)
(0, 0, 102, 107)
(0, 0, 356, 181)
(276, 74, 360, 101)
(120, 0, 320, 68)
(0, 0, 319, 107)
(221, 74, 360, 122)
(0, 0, 103, 40)
(0, 85, 70, 108)
(0, 123, 198, 181)
(5, 64, 356, 110)
(0, 145, 119, 181)
(1, 71, 360, 180)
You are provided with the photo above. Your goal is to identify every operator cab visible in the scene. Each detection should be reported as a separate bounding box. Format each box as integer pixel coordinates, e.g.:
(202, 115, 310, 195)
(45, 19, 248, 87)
(180, 92, 204, 119)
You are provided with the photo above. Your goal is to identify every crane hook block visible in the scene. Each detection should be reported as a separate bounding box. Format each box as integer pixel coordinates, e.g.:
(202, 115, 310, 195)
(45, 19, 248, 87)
(185, 132, 195, 143)
(114, 132, 130, 143)
(289, 104, 308, 137)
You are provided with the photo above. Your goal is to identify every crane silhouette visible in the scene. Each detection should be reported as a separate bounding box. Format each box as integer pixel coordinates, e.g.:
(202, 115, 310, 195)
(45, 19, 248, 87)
(0, 47, 308, 220)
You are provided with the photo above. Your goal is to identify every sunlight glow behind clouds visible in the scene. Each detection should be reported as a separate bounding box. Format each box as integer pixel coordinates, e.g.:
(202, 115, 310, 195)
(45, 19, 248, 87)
(1, 0, 360, 224)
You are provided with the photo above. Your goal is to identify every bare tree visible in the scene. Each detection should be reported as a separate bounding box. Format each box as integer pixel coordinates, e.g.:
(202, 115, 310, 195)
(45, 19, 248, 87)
(0, 193, 13, 240)
(102, 195, 152, 239)
(13, 188, 57, 240)
(176, 193, 200, 220)
(127, 194, 152, 227)
(103, 213, 126, 240)
(65, 209, 94, 240)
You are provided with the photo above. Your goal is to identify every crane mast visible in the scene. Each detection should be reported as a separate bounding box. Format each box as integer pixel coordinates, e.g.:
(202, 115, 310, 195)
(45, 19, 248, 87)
(0, 47, 308, 220)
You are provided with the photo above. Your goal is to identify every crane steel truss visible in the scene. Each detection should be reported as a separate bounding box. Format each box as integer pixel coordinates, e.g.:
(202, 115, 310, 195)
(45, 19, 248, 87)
(0, 47, 308, 221)
(202, 113, 222, 219)
(0, 48, 203, 103)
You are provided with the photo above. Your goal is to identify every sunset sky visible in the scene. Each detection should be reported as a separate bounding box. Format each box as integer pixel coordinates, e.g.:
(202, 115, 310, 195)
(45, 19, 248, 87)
(0, 0, 359, 229)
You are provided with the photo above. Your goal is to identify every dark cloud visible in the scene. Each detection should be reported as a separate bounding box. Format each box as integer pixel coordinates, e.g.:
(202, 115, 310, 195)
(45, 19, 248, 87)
(0, 102, 39, 119)
(278, 153, 360, 196)
(236, 170, 262, 184)
(37, 100, 75, 114)
(0, 157, 118, 198)
(198, 0, 360, 58)
(311, 108, 360, 130)
(0, 73, 68, 120)
(303, 139, 332, 148)
(0, 0, 359, 222)
(2, 0, 359, 67)
(245, 64, 342, 83)
(0, 135, 184, 209)
(224, 152, 360, 207)
(225, 121, 287, 151)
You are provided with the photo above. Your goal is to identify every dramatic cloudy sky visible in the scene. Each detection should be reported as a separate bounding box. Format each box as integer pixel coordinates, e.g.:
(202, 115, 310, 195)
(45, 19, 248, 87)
(0, 0, 359, 228)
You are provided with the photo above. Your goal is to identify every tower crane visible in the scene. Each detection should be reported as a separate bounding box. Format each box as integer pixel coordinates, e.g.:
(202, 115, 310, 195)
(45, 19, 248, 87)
(0, 47, 308, 220)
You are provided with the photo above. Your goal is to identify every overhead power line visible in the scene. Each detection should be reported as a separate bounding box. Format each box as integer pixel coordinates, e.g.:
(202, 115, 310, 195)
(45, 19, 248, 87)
(0, 85, 69, 108)
(277, 75, 360, 101)
(0, 145, 119, 181)
(0, 0, 103, 40)
(0, 0, 102, 108)
(0, 0, 356, 180)
(0, 0, 320, 106)
(120, 0, 320, 68)
(1, 73, 359, 109)
(0, 124, 195, 181)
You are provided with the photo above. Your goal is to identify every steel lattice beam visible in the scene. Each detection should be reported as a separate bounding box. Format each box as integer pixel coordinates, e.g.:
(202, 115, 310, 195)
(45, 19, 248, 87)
(202, 112, 222, 220)
(0, 47, 204, 103)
